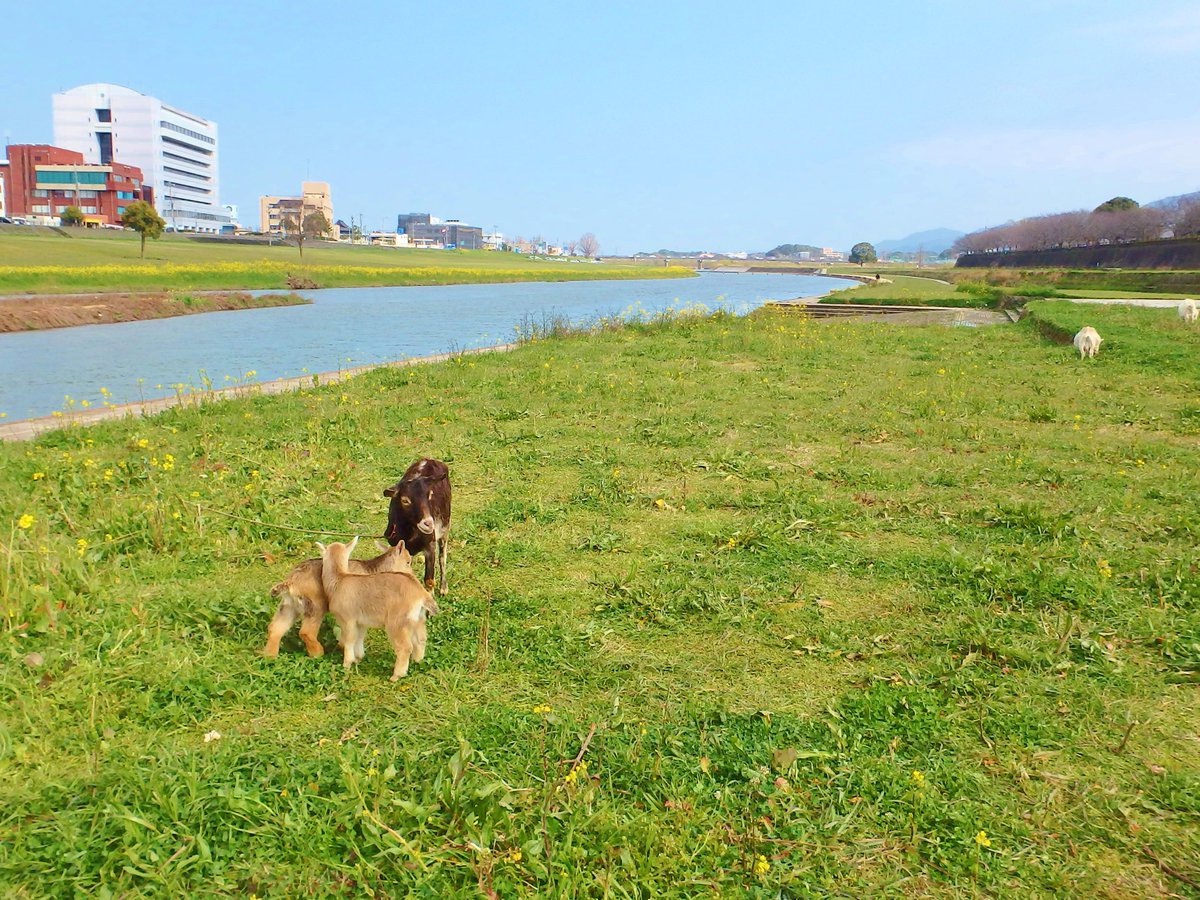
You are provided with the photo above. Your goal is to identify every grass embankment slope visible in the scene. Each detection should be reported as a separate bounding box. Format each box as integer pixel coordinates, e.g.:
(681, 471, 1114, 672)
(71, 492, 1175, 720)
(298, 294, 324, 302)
(0, 291, 309, 333)
(0, 227, 692, 293)
(2, 301, 1198, 896)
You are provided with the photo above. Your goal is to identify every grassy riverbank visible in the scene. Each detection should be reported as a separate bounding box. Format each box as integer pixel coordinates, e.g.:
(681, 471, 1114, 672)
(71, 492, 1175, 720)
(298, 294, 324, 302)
(0, 228, 692, 293)
(1, 303, 1198, 896)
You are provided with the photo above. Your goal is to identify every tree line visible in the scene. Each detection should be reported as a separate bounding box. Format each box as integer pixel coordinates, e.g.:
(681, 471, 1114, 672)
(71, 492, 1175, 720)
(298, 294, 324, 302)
(953, 196, 1200, 256)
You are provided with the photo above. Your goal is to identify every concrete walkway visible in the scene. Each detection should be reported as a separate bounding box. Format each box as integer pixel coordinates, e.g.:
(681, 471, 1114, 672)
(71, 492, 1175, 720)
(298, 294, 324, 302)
(1066, 297, 1189, 308)
(0, 342, 516, 442)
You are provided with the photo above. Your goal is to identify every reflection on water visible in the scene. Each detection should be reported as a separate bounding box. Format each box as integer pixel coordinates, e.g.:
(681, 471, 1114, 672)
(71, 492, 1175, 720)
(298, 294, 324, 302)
(0, 272, 847, 420)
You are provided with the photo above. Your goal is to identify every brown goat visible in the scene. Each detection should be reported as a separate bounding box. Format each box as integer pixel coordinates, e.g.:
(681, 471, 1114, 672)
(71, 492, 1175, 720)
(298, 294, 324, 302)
(318, 537, 439, 680)
(383, 457, 452, 595)
(262, 541, 414, 657)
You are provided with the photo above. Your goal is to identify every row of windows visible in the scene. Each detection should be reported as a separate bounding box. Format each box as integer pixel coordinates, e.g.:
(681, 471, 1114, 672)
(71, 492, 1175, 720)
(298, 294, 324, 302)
(116, 191, 136, 199)
(162, 150, 211, 169)
(163, 165, 212, 182)
(163, 180, 213, 196)
(160, 120, 215, 145)
(162, 135, 213, 157)
(36, 170, 107, 185)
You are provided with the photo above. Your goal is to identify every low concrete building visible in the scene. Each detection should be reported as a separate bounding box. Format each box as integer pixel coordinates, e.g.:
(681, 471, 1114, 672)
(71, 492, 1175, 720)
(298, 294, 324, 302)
(259, 181, 333, 236)
(1, 143, 151, 226)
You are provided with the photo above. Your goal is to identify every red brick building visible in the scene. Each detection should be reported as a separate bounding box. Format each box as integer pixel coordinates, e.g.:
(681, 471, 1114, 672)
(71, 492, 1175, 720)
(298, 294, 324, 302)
(0, 144, 152, 225)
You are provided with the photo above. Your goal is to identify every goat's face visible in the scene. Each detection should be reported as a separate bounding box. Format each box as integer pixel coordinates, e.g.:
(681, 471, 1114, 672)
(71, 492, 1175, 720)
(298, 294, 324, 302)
(383, 479, 437, 543)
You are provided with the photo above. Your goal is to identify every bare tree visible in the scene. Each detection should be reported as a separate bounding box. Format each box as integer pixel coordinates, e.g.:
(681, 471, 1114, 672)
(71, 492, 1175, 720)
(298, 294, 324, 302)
(565, 240, 579, 256)
(578, 232, 599, 257)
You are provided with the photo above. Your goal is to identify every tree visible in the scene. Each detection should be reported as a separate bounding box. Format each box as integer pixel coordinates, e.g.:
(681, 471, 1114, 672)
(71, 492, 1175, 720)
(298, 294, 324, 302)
(120, 200, 166, 259)
(60, 206, 84, 226)
(281, 207, 330, 258)
(578, 232, 600, 257)
(849, 242, 877, 265)
(303, 210, 332, 240)
(1094, 196, 1139, 213)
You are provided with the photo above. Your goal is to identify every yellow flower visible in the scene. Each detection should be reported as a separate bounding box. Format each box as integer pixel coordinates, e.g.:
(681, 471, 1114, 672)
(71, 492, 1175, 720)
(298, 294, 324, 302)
(753, 854, 770, 876)
(510, 849, 522, 863)
(532, 704, 551, 714)
(974, 830, 991, 848)
(17, 513, 35, 530)
(910, 770, 925, 786)
(136, 438, 149, 448)
(76, 538, 88, 556)
(31, 472, 45, 480)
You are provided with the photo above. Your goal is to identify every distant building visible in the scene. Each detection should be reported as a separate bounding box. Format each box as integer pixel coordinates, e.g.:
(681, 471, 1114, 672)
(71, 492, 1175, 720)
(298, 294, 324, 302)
(368, 231, 411, 248)
(259, 181, 333, 236)
(52, 83, 231, 233)
(0, 144, 150, 226)
(396, 212, 432, 236)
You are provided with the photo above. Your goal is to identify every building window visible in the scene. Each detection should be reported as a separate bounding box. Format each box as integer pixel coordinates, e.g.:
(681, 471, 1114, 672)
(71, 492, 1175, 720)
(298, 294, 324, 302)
(117, 206, 127, 215)
(78, 190, 98, 199)
(98, 132, 113, 165)
(31, 205, 50, 214)
(116, 191, 135, 199)
(81, 206, 97, 214)
(32, 189, 48, 198)
(96, 108, 112, 123)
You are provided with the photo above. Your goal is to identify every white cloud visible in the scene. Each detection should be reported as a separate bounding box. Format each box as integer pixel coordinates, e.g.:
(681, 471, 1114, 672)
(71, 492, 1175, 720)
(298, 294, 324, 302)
(889, 122, 1200, 180)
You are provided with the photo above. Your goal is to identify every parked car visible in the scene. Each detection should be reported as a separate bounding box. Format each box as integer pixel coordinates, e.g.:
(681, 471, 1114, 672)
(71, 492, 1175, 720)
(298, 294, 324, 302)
(0, 216, 13, 224)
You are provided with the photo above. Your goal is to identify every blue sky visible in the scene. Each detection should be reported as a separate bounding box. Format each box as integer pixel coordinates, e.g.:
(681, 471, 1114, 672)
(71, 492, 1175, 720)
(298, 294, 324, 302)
(3, 1, 1198, 253)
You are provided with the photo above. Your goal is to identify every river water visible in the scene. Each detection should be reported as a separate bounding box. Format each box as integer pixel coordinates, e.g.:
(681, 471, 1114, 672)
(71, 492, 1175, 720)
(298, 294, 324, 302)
(0, 271, 846, 420)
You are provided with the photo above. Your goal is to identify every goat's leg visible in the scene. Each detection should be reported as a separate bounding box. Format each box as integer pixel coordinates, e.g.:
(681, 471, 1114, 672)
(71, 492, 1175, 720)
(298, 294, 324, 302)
(423, 549, 436, 593)
(410, 613, 428, 663)
(297, 610, 325, 657)
(340, 621, 358, 669)
(388, 621, 413, 681)
(262, 598, 298, 657)
(354, 628, 367, 663)
(437, 533, 449, 596)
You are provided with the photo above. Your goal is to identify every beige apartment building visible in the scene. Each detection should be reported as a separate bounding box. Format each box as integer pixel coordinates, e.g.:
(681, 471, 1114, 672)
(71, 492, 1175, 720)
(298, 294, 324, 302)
(259, 181, 333, 236)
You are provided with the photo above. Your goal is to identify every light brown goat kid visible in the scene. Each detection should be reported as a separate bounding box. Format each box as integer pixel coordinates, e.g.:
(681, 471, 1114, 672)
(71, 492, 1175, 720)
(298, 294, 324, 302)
(318, 537, 438, 681)
(263, 541, 414, 657)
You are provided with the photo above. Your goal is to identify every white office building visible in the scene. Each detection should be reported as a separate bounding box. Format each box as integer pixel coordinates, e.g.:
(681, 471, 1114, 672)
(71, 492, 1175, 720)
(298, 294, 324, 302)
(52, 83, 233, 233)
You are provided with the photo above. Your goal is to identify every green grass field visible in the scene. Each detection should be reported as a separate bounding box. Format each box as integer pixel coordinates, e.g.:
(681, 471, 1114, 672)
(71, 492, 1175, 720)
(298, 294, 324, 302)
(0, 227, 691, 293)
(1, 301, 1198, 896)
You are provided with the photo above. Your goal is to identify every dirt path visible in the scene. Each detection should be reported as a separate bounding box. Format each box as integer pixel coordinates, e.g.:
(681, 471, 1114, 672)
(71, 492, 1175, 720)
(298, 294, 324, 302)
(0, 291, 308, 332)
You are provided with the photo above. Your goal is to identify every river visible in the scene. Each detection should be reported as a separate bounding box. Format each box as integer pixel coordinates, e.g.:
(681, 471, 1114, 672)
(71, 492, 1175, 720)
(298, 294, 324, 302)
(0, 272, 847, 420)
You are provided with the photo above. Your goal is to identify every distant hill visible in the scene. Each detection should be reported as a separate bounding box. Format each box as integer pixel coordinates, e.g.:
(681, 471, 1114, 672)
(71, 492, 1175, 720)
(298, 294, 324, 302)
(875, 228, 965, 255)
(1147, 190, 1200, 209)
(765, 243, 823, 258)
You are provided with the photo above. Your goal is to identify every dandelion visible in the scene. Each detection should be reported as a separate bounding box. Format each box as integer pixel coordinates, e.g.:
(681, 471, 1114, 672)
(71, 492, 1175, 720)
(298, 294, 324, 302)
(136, 438, 149, 448)
(76, 538, 88, 556)
(753, 854, 770, 876)
(910, 770, 925, 786)
(974, 830, 991, 848)
(17, 513, 35, 530)
(31, 472, 44, 480)
(532, 704, 551, 714)
(510, 849, 522, 863)
(1097, 559, 1113, 579)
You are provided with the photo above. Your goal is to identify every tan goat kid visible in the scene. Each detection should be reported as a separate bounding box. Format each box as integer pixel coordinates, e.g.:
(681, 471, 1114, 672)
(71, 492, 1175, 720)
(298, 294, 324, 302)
(263, 541, 414, 657)
(318, 537, 438, 680)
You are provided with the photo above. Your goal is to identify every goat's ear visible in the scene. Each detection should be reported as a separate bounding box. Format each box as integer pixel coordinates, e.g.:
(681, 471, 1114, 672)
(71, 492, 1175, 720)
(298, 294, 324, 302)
(348, 535, 359, 555)
(315, 541, 326, 553)
(382, 483, 399, 498)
